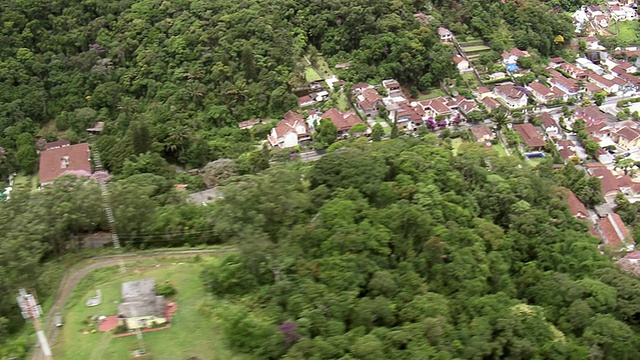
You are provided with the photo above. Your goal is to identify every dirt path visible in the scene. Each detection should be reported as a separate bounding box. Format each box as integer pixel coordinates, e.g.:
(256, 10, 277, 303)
(32, 248, 235, 360)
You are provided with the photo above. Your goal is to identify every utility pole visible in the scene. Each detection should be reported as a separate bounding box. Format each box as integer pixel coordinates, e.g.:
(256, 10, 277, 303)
(17, 289, 52, 360)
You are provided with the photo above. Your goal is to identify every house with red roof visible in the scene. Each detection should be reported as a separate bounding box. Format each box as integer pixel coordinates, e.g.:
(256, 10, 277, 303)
(539, 113, 559, 138)
(453, 54, 469, 72)
(502, 48, 530, 65)
(615, 127, 640, 149)
(267, 111, 311, 148)
(574, 105, 611, 124)
(587, 72, 619, 94)
(494, 84, 527, 108)
(561, 188, 589, 219)
(589, 167, 620, 198)
(513, 123, 546, 149)
(480, 97, 501, 112)
(596, 212, 634, 249)
(559, 63, 587, 79)
(437, 27, 453, 42)
(355, 88, 384, 119)
(458, 99, 480, 116)
(418, 98, 454, 120)
(321, 108, 364, 136)
(39, 143, 92, 185)
(471, 126, 495, 143)
(549, 77, 580, 98)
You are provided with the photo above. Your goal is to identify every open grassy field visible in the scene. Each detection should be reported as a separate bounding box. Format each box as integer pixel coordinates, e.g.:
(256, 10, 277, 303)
(53, 258, 251, 360)
(304, 67, 322, 82)
(417, 89, 446, 100)
(462, 45, 491, 53)
(451, 138, 464, 155)
(609, 21, 639, 45)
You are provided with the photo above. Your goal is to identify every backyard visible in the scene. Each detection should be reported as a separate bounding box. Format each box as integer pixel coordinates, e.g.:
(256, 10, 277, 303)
(417, 89, 447, 100)
(608, 20, 639, 45)
(53, 257, 251, 360)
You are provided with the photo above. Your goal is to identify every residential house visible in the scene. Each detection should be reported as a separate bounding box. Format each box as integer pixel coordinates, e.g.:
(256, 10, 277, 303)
(586, 5, 603, 17)
(502, 48, 530, 65)
(494, 84, 527, 108)
(612, 75, 634, 93)
(395, 103, 424, 130)
(562, 188, 589, 219)
(514, 123, 546, 149)
(580, 36, 602, 50)
(583, 82, 603, 97)
(87, 122, 104, 134)
(118, 278, 167, 330)
(574, 105, 611, 124)
(453, 54, 470, 72)
(615, 61, 637, 74)
(587, 72, 620, 93)
(438, 27, 453, 42)
(321, 108, 364, 136)
(560, 63, 587, 79)
(549, 57, 565, 68)
(267, 111, 311, 148)
(609, 5, 637, 21)
(382, 79, 403, 97)
(577, 58, 604, 74)
(616, 250, 640, 277)
(355, 88, 384, 118)
(618, 72, 640, 92)
(418, 98, 454, 122)
(471, 126, 495, 143)
(477, 86, 492, 99)
(549, 77, 580, 98)
(39, 143, 91, 185)
(481, 96, 502, 112)
(594, 14, 609, 27)
(589, 167, 620, 198)
(615, 126, 640, 149)
(596, 212, 634, 249)
(557, 139, 578, 162)
(528, 81, 566, 104)
(458, 99, 480, 116)
(238, 119, 263, 130)
(540, 113, 560, 137)
(297, 94, 316, 107)
(488, 72, 507, 81)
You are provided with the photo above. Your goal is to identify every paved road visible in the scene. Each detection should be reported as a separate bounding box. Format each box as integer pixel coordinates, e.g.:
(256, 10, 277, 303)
(32, 248, 235, 360)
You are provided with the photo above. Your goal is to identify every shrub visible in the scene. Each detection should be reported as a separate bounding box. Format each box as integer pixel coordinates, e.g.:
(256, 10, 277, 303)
(156, 281, 177, 297)
(114, 324, 128, 334)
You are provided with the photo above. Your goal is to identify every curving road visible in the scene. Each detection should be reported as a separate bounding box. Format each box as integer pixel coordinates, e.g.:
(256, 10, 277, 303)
(32, 248, 235, 360)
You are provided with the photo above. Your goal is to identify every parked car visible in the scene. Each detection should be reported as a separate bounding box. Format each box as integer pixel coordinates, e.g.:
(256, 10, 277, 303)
(55, 313, 63, 328)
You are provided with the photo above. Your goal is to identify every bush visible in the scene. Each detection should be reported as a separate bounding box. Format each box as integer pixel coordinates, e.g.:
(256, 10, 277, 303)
(156, 281, 177, 297)
(114, 324, 128, 334)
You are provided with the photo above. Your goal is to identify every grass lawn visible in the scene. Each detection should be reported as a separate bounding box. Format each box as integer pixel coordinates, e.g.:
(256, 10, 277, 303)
(491, 143, 508, 157)
(304, 67, 322, 82)
(336, 91, 350, 111)
(462, 45, 491, 53)
(417, 89, 446, 100)
(374, 118, 392, 135)
(54, 258, 251, 360)
(451, 138, 464, 155)
(608, 21, 639, 45)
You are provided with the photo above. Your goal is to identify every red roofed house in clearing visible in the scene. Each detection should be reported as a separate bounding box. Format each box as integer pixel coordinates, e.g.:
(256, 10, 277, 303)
(471, 126, 495, 143)
(453, 54, 469, 72)
(39, 143, 91, 185)
(561, 188, 589, 219)
(596, 212, 634, 249)
(321, 108, 364, 136)
(355, 88, 383, 118)
(513, 123, 546, 149)
(267, 111, 310, 148)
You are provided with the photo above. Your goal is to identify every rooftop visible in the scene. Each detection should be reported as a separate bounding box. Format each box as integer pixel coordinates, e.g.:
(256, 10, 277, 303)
(38, 143, 91, 185)
(513, 123, 546, 148)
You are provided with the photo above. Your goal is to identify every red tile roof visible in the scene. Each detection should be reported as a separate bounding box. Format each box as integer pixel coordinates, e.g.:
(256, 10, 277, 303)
(39, 143, 91, 184)
(514, 123, 546, 148)
(471, 126, 493, 141)
(495, 84, 526, 100)
(562, 188, 588, 219)
(238, 119, 262, 129)
(575, 105, 609, 123)
(540, 113, 556, 129)
(321, 108, 362, 132)
(590, 168, 619, 196)
(617, 175, 633, 188)
(598, 213, 632, 248)
(420, 98, 452, 114)
(481, 97, 501, 110)
(616, 127, 640, 141)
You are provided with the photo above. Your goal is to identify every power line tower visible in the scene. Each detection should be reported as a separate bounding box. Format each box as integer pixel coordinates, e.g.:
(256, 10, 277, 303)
(17, 289, 52, 360)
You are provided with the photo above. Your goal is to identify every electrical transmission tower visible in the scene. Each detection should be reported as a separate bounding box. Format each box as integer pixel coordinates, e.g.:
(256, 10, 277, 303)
(17, 289, 52, 359)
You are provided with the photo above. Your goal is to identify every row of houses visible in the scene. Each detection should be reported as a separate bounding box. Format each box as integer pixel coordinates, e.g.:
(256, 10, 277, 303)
(572, 1, 637, 33)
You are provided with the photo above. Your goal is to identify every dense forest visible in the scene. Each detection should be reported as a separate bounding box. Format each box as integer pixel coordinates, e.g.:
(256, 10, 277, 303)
(0, 0, 582, 180)
(200, 138, 640, 359)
